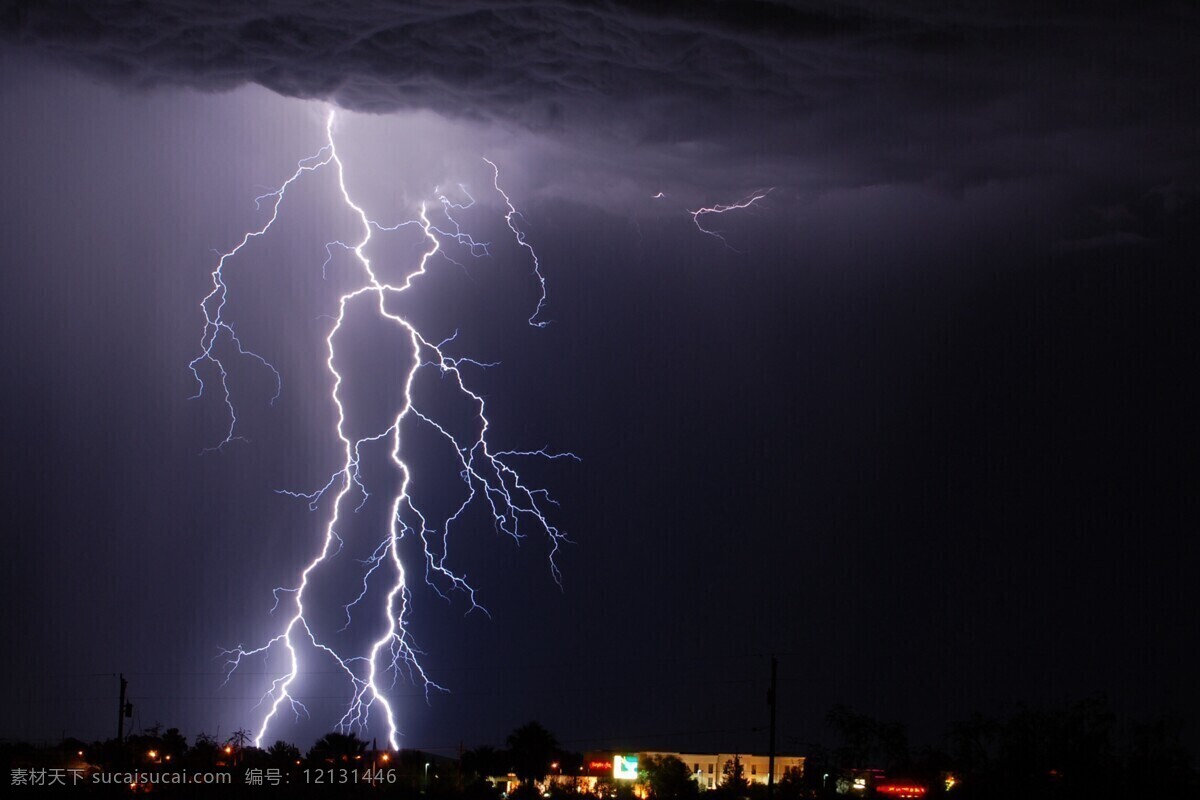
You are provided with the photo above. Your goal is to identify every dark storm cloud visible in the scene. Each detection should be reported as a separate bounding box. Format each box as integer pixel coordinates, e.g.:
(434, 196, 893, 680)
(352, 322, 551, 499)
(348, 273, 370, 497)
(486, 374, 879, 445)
(2, 0, 1197, 195)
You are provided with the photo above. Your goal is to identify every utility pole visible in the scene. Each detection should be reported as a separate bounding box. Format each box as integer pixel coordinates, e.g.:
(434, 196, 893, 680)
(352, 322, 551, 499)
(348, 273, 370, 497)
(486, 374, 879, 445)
(117, 674, 128, 742)
(767, 655, 778, 799)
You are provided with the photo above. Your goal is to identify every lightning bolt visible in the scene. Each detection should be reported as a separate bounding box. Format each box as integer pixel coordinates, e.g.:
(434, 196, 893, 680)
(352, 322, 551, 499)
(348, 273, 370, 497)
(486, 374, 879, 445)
(689, 189, 773, 251)
(192, 108, 574, 749)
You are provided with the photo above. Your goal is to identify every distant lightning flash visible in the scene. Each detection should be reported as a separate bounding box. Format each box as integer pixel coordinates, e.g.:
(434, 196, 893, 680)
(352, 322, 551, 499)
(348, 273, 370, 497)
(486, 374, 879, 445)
(690, 188, 773, 251)
(191, 109, 574, 749)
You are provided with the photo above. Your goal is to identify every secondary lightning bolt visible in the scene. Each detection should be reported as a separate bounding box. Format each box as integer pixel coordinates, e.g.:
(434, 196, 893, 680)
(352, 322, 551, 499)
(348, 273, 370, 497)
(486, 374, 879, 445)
(689, 189, 773, 251)
(193, 109, 574, 749)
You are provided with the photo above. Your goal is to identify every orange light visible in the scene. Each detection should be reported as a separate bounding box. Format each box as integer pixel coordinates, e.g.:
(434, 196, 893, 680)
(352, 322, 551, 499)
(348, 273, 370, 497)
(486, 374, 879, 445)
(77, 750, 84, 757)
(381, 754, 391, 763)
(224, 745, 233, 754)
(165, 755, 171, 761)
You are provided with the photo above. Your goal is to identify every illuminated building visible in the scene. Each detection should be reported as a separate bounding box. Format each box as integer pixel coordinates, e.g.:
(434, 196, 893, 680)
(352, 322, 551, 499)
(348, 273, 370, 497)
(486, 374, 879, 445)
(497, 750, 806, 795)
(585, 752, 805, 791)
(874, 781, 927, 798)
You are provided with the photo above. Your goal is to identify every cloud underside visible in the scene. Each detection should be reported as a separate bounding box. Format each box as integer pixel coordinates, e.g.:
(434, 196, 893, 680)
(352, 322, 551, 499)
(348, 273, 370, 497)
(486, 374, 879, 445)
(2, 0, 1196, 192)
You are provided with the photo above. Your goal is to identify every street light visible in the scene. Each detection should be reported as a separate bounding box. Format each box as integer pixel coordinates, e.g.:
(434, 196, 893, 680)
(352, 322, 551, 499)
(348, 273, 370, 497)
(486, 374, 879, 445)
(425, 762, 431, 789)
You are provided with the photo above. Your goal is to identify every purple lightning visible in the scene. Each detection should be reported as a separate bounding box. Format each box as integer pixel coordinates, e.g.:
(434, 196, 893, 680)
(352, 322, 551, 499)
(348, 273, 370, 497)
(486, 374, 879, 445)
(690, 188, 773, 250)
(190, 108, 574, 749)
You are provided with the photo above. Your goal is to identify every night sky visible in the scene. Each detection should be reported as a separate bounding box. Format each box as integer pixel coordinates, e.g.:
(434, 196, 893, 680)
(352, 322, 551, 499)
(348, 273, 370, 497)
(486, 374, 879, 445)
(1, 1, 1197, 758)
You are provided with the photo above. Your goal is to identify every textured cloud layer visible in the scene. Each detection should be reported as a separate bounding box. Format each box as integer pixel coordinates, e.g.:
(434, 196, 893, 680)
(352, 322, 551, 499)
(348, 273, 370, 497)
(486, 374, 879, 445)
(3, 1, 1196, 195)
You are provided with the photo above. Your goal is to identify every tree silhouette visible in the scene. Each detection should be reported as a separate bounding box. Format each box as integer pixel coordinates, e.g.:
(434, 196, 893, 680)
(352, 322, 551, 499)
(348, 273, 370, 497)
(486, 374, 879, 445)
(642, 754, 699, 799)
(948, 712, 997, 776)
(506, 721, 559, 786)
(825, 705, 910, 772)
(162, 728, 188, 759)
(307, 731, 368, 764)
(184, 731, 218, 768)
(267, 740, 301, 766)
(464, 745, 509, 780)
(720, 757, 748, 796)
(777, 766, 805, 800)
